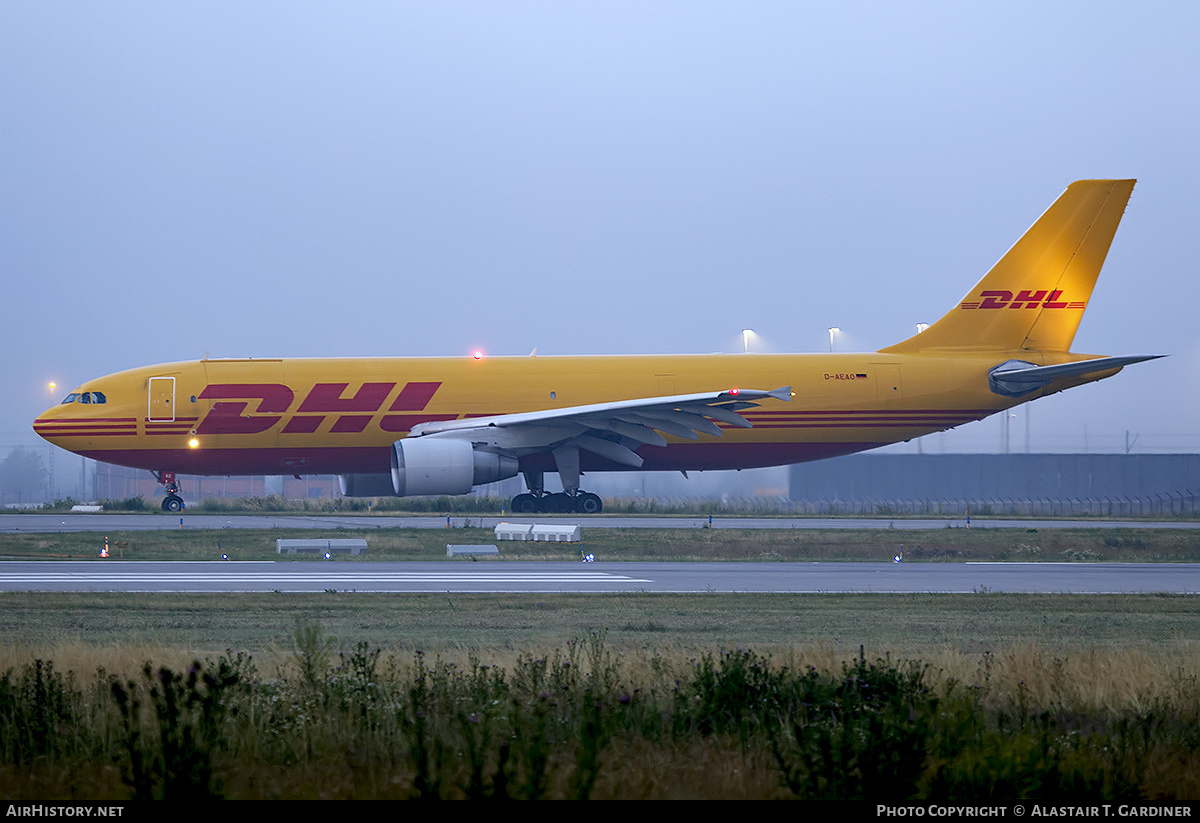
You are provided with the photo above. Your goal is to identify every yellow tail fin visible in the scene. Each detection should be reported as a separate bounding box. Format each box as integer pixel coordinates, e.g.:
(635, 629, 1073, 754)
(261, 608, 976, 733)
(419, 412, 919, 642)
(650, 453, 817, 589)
(880, 179, 1135, 354)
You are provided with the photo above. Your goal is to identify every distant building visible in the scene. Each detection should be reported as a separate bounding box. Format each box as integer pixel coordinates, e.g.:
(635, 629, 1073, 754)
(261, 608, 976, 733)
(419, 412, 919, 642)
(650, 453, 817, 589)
(94, 463, 336, 502)
(94, 463, 269, 501)
(80, 453, 1200, 516)
(788, 454, 1200, 516)
(88, 460, 788, 507)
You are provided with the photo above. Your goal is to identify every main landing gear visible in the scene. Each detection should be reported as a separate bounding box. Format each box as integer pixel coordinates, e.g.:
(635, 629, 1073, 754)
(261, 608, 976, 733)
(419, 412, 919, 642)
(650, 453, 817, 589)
(509, 464, 604, 515)
(511, 490, 603, 515)
(153, 470, 185, 512)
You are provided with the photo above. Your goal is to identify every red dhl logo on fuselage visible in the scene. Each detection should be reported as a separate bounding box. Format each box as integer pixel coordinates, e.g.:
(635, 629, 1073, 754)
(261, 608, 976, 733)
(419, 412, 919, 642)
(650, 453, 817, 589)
(191, 381, 454, 435)
(959, 290, 1086, 310)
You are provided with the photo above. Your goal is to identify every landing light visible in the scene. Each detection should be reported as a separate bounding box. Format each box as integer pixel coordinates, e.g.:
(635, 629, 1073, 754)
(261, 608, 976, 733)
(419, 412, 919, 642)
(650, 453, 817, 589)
(188, 438, 200, 449)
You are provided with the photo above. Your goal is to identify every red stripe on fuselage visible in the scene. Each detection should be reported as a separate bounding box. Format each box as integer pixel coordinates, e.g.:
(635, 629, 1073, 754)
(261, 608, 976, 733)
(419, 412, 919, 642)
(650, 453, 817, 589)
(79, 441, 888, 476)
(36, 430, 134, 437)
(77, 446, 392, 476)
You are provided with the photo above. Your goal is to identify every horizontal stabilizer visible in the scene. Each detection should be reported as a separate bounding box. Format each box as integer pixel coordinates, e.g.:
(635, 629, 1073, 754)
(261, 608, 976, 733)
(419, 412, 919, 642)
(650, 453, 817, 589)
(989, 355, 1164, 397)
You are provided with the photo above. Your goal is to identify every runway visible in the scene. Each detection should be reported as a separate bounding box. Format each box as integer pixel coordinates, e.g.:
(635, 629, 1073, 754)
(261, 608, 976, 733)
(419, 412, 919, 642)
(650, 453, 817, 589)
(3, 513, 1199, 534)
(1, 560, 1197, 593)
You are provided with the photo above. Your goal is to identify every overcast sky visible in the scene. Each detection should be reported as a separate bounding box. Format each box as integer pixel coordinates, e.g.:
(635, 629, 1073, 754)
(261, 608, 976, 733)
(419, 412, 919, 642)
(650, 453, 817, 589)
(3, 2, 1198, 458)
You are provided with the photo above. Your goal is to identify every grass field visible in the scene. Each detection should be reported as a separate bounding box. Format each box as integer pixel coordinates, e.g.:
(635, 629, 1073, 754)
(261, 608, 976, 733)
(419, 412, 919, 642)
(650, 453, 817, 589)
(6, 522, 1200, 562)
(2, 525, 1199, 798)
(0, 591, 1198, 660)
(0, 604, 1197, 799)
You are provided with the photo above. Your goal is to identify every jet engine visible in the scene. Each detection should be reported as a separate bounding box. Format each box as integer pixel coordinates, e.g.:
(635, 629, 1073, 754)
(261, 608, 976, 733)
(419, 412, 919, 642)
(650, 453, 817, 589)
(339, 438, 518, 497)
(338, 472, 397, 497)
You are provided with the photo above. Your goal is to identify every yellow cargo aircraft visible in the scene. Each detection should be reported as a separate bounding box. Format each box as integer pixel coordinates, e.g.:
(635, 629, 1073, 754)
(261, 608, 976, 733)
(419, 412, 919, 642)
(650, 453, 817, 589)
(35, 180, 1160, 514)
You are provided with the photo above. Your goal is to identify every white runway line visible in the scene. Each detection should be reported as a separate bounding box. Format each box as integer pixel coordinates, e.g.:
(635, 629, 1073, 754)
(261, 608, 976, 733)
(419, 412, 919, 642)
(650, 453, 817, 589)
(0, 571, 652, 583)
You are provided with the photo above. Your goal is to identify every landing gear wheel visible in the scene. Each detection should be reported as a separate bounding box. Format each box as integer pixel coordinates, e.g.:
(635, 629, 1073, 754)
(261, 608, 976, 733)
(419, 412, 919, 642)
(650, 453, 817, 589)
(512, 494, 539, 514)
(576, 493, 602, 514)
(539, 493, 566, 513)
(162, 494, 184, 513)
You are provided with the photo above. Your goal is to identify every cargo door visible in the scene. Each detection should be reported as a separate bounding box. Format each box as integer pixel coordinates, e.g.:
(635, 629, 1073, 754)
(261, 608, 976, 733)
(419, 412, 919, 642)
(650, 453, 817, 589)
(148, 376, 176, 422)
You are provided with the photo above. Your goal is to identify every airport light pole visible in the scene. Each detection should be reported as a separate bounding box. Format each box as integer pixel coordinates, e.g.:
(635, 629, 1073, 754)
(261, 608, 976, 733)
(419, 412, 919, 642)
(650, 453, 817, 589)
(46, 382, 56, 498)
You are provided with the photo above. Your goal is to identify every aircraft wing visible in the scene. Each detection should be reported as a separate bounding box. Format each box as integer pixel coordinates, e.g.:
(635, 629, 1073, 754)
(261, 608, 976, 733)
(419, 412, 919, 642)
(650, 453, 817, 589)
(408, 386, 793, 467)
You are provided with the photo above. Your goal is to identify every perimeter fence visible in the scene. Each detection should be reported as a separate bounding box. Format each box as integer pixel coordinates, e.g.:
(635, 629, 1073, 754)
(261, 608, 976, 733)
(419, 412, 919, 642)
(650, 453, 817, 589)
(787, 493, 1200, 518)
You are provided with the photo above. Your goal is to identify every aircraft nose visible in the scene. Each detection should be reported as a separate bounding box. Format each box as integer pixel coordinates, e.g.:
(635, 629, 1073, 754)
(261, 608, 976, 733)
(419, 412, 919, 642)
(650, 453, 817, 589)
(32, 404, 64, 443)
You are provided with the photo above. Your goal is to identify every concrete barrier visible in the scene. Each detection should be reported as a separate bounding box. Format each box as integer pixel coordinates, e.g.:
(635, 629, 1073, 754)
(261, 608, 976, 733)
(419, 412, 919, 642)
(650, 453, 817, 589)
(530, 524, 581, 543)
(494, 523, 533, 541)
(276, 538, 367, 555)
(494, 523, 581, 543)
(447, 544, 499, 557)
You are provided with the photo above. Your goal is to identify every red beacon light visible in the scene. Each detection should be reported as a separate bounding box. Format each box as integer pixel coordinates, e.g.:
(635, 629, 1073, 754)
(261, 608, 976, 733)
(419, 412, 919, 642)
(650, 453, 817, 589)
(729, 388, 739, 395)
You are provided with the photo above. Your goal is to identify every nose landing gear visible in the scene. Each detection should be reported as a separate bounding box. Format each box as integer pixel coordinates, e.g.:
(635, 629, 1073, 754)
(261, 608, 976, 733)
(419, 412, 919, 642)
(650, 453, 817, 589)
(153, 470, 185, 512)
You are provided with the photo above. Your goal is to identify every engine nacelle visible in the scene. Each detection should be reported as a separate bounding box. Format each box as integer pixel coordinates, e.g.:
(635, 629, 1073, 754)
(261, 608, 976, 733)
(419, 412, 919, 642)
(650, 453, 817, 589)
(338, 473, 398, 497)
(394, 437, 519, 496)
(339, 440, 518, 497)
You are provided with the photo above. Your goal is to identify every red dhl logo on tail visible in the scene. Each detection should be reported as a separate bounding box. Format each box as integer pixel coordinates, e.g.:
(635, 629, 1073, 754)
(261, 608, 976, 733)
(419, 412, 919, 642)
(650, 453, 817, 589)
(959, 290, 1086, 310)
(192, 381, 453, 435)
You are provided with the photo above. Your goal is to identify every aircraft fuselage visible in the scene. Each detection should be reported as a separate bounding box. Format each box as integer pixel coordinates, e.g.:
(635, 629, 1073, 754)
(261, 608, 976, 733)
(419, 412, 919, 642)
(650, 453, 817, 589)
(33, 349, 1102, 476)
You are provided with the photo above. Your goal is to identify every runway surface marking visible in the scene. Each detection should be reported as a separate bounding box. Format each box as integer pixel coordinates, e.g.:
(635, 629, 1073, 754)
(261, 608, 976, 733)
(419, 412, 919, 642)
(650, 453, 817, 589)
(0, 569, 650, 583)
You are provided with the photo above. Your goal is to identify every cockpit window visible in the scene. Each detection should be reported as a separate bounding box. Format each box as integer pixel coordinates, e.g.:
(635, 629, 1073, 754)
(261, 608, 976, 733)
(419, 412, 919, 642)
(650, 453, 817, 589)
(59, 391, 106, 405)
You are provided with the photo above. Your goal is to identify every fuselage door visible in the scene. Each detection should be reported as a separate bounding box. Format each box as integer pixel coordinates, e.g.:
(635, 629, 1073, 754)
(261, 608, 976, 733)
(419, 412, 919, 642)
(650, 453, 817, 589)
(874, 365, 903, 410)
(148, 376, 176, 422)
